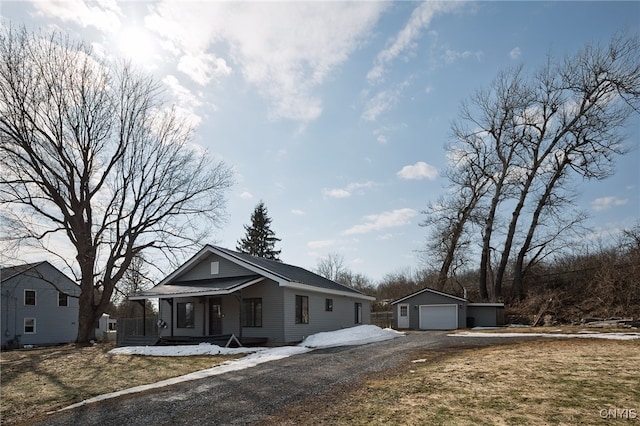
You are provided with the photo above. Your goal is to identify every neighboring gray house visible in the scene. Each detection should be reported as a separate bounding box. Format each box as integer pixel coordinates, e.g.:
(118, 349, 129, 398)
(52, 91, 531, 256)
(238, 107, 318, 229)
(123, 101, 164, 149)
(130, 245, 375, 344)
(1, 261, 80, 348)
(391, 287, 504, 330)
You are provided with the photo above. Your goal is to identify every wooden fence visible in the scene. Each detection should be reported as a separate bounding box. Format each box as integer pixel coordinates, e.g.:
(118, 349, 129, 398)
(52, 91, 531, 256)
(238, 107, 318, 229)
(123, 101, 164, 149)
(370, 311, 393, 329)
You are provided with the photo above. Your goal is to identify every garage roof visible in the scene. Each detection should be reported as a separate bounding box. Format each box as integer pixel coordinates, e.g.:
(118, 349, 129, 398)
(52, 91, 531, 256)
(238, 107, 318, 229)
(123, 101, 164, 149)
(391, 287, 466, 304)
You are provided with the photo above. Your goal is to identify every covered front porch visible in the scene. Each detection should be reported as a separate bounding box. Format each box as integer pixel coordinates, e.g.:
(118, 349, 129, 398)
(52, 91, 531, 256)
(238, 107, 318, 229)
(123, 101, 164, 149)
(125, 275, 268, 346)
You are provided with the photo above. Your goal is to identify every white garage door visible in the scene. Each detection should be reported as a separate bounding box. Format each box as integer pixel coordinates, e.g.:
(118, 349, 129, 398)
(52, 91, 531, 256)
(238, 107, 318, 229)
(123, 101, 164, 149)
(419, 304, 458, 330)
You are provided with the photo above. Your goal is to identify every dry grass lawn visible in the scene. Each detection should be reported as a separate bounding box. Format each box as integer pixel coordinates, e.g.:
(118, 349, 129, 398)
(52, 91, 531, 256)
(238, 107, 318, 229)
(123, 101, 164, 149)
(2, 335, 639, 426)
(264, 338, 640, 426)
(0, 343, 240, 425)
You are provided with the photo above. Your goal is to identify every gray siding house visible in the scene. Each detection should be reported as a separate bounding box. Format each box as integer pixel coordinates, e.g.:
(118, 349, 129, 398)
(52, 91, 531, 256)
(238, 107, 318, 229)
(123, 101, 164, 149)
(1, 261, 80, 348)
(391, 287, 504, 330)
(130, 245, 374, 344)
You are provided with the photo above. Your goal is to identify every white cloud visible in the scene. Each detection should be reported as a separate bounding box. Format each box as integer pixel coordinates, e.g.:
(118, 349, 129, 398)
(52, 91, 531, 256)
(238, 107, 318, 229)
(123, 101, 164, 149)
(444, 49, 483, 64)
(307, 240, 339, 250)
(509, 47, 521, 59)
(147, 2, 385, 122)
(397, 162, 438, 180)
(291, 209, 305, 216)
(323, 181, 375, 199)
(343, 208, 418, 235)
(367, 1, 462, 84)
(178, 53, 232, 86)
(239, 191, 253, 200)
(161, 75, 203, 127)
(33, 0, 122, 33)
(591, 196, 628, 212)
(362, 81, 409, 121)
(323, 188, 351, 199)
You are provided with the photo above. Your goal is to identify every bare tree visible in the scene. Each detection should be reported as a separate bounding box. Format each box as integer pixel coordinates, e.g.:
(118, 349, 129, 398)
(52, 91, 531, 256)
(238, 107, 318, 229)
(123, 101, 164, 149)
(315, 252, 347, 282)
(0, 26, 233, 342)
(431, 33, 639, 301)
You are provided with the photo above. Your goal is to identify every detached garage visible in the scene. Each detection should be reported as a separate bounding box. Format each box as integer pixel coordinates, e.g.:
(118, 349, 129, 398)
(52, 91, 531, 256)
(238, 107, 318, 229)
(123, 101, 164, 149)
(391, 288, 504, 330)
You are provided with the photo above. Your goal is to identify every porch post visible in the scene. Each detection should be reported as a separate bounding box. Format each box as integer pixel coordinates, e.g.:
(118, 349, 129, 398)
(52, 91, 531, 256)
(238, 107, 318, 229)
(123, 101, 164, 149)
(202, 297, 206, 336)
(234, 291, 243, 340)
(134, 300, 147, 336)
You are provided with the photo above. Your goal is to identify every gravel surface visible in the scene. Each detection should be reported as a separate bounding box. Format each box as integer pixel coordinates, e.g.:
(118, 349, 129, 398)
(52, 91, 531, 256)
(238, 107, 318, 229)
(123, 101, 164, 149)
(32, 331, 526, 425)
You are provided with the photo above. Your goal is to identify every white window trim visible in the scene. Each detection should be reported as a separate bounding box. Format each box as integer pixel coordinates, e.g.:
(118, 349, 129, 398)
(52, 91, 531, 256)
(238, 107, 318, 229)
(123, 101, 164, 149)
(24, 317, 36, 334)
(210, 261, 220, 275)
(24, 289, 36, 306)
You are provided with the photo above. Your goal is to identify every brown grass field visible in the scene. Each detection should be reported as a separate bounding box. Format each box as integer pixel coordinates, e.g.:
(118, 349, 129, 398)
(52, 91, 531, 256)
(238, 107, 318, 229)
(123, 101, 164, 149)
(1, 332, 639, 425)
(0, 343, 239, 425)
(264, 337, 639, 426)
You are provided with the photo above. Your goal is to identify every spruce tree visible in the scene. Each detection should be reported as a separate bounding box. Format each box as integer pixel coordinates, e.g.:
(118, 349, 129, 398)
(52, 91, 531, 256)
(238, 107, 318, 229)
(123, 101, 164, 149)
(236, 201, 282, 260)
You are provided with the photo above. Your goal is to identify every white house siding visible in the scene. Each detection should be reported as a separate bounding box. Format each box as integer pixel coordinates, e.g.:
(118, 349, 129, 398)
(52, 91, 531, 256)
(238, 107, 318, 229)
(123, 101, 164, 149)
(1, 262, 80, 347)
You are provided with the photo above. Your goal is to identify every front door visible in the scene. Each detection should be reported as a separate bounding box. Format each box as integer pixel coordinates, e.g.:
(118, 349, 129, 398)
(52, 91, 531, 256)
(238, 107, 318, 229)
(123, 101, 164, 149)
(397, 303, 410, 328)
(209, 298, 222, 335)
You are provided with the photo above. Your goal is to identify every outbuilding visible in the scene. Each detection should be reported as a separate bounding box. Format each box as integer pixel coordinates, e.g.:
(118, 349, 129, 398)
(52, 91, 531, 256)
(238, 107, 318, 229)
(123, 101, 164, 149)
(391, 288, 504, 330)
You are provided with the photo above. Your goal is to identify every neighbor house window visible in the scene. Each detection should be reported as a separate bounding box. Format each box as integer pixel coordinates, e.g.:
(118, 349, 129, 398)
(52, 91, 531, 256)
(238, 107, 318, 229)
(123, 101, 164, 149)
(58, 292, 68, 307)
(325, 298, 333, 312)
(177, 302, 195, 328)
(354, 303, 363, 324)
(24, 318, 36, 334)
(242, 298, 262, 327)
(24, 290, 36, 306)
(295, 295, 309, 324)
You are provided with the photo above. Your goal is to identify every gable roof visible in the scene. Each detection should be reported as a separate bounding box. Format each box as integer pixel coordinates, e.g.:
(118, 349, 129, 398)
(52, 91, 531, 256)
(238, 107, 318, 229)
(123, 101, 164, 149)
(391, 287, 467, 304)
(134, 245, 374, 301)
(1, 261, 51, 282)
(213, 246, 366, 296)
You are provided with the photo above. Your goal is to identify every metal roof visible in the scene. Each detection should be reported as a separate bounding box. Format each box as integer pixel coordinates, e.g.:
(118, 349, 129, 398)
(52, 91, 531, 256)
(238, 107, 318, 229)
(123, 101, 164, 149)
(129, 275, 264, 299)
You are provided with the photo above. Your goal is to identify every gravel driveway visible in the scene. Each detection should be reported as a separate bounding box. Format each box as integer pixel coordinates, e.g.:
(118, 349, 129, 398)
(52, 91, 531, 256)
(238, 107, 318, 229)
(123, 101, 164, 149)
(32, 331, 525, 425)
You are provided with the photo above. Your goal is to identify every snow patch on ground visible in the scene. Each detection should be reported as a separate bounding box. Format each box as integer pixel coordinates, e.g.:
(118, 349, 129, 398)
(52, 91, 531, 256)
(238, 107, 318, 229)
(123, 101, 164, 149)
(451, 331, 640, 340)
(55, 325, 402, 413)
(301, 324, 404, 348)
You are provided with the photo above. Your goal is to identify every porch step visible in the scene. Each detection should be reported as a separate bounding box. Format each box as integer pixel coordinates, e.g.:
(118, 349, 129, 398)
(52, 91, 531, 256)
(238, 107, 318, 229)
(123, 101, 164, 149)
(158, 334, 235, 346)
(119, 335, 160, 347)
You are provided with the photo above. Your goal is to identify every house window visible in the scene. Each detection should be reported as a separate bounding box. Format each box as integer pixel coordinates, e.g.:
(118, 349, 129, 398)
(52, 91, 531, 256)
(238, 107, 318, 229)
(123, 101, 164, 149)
(242, 298, 262, 327)
(400, 305, 408, 317)
(325, 298, 333, 312)
(354, 303, 363, 324)
(210, 261, 219, 275)
(295, 295, 309, 324)
(58, 292, 68, 307)
(24, 290, 36, 306)
(24, 318, 36, 334)
(177, 302, 195, 328)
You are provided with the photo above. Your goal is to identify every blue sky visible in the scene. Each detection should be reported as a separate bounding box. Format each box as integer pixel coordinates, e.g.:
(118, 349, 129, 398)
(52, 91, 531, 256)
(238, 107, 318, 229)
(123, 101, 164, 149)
(2, 1, 639, 282)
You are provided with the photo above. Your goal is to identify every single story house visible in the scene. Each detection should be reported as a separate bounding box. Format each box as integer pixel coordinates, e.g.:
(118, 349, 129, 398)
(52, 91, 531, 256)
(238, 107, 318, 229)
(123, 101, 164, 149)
(391, 287, 504, 330)
(1, 261, 80, 348)
(129, 245, 375, 345)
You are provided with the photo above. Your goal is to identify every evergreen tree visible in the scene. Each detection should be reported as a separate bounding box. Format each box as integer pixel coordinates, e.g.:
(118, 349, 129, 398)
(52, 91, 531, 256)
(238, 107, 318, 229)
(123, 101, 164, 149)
(237, 201, 282, 260)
